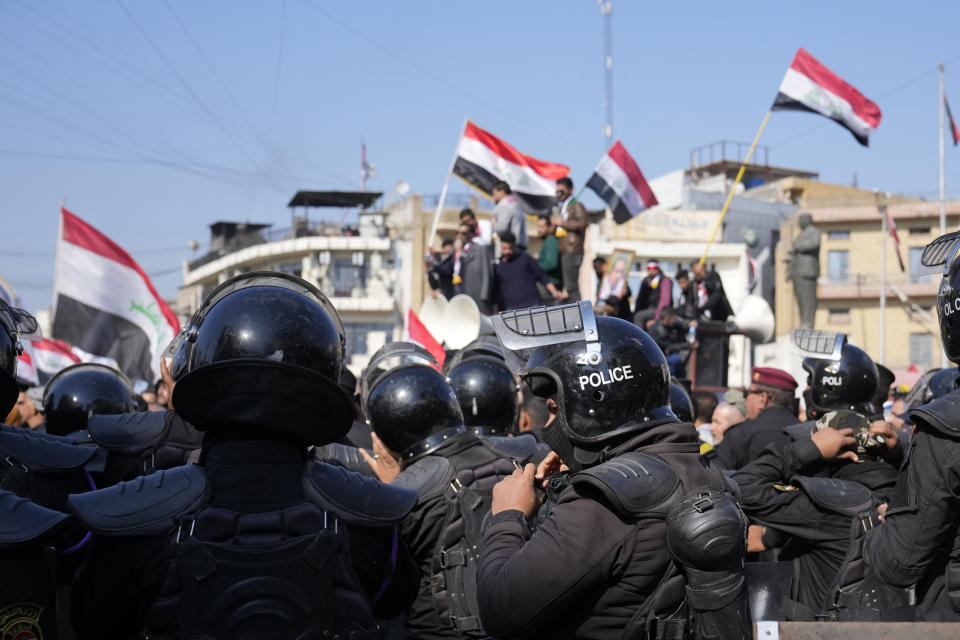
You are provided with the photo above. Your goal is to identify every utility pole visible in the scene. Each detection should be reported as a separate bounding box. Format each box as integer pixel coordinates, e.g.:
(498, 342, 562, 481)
(600, 0, 613, 149)
(877, 190, 887, 365)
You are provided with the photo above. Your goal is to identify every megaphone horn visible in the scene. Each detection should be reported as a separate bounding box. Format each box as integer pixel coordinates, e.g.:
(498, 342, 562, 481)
(442, 294, 485, 350)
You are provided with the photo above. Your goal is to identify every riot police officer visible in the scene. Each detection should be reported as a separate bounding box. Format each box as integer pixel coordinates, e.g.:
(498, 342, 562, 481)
(360, 342, 544, 639)
(68, 272, 419, 639)
(447, 353, 519, 437)
(477, 302, 749, 638)
(0, 300, 71, 639)
(864, 230, 960, 621)
(42, 362, 138, 437)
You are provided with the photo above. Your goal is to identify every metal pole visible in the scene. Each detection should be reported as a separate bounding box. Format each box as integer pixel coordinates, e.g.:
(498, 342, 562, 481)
(880, 197, 887, 364)
(600, 0, 613, 149)
(940, 63, 950, 366)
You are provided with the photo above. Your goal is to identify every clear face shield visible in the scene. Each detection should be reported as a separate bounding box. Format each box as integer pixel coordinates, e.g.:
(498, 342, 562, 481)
(491, 301, 602, 379)
(792, 329, 846, 366)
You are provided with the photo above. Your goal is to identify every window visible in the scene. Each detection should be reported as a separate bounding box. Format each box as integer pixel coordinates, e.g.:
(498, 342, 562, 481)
(827, 250, 850, 282)
(279, 261, 302, 278)
(332, 258, 367, 296)
(828, 308, 850, 323)
(909, 247, 935, 283)
(910, 333, 933, 369)
(910, 227, 931, 235)
(827, 230, 850, 239)
(343, 323, 394, 357)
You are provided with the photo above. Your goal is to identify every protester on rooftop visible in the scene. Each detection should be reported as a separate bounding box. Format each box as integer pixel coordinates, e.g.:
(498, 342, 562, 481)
(672, 268, 698, 319)
(535, 215, 562, 290)
(552, 177, 587, 301)
(491, 181, 527, 250)
(433, 222, 495, 314)
(633, 260, 673, 328)
(428, 238, 456, 300)
(690, 261, 733, 322)
(493, 231, 562, 311)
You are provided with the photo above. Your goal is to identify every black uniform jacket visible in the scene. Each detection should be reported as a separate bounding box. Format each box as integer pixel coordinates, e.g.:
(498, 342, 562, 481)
(70, 439, 419, 639)
(865, 421, 960, 621)
(734, 437, 897, 611)
(476, 422, 725, 639)
(712, 404, 796, 470)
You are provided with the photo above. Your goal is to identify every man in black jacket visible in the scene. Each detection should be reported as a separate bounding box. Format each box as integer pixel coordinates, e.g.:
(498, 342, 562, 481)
(734, 411, 899, 619)
(863, 230, 960, 621)
(69, 273, 419, 639)
(477, 302, 750, 639)
(648, 306, 692, 377)
(690, 261, 733, 321)
(712, 367, 798, 470)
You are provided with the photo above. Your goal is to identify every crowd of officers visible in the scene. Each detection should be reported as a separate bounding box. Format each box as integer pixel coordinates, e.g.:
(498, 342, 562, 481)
(4, 231, 960, 639)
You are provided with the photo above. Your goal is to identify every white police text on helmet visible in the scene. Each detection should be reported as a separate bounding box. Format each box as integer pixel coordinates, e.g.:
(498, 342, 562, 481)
(579, 365, 634, 390)
(943, 296, 960, 317)
(821, 375, 843, 387)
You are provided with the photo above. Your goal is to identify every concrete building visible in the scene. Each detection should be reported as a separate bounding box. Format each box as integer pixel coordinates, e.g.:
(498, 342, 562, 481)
(774, 200, 960, 371)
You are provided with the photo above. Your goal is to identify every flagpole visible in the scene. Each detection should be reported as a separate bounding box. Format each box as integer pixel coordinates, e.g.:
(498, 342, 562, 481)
(699, 110, 772, 264)
(427, 118, 468, 249)
(940, 62, 949, 366)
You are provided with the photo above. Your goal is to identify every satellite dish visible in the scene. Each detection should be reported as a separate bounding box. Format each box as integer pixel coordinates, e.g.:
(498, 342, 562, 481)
(730, 294, 775, 343)
(418, 295, 448, 344)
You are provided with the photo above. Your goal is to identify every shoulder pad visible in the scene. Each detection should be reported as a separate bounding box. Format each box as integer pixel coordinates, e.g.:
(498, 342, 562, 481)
(392, 455, 454, 500)
(484, 434, 540, 461)
(571, 452, 682, 519)
(784, 421, 814, 441)
(304, 462, 417, 526)
(910, 390, 960, 437)
(0, 490, 69, 545)
(314, 442, 376, 476)
(69, 465, 208, 536)
(0, 423, 73, 443)
(0, 429, 96, 471)
(88, 411, 169, 454)
(789, 475, 873, 517)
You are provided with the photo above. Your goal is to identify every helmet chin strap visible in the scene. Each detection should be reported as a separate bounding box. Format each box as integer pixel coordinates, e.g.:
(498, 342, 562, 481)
(541, 414, 604, 473)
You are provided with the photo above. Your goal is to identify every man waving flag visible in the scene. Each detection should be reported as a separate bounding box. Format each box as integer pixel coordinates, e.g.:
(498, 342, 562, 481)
(772, 48, 882, 146)
(52, 207, 179, 384)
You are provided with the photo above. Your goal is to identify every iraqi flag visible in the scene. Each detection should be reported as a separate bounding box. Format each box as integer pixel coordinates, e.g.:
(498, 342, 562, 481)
(946, 96, 960, 146)
(772, 48, 882, 146)
(52, 208, 179, 384)
(586, 141, 659, 224)
(406, 309, 445, 368)
(452, 121, 570, 213)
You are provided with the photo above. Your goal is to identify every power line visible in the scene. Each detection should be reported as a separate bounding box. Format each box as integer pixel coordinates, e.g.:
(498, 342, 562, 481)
(114, 0, 284, 190)
(269, 0, 287, 127)
(300, 1, 593, 153)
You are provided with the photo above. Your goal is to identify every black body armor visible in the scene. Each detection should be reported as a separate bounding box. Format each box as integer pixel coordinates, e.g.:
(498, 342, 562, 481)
(568, 453, 750, 640)
(70, 462, 416, 639)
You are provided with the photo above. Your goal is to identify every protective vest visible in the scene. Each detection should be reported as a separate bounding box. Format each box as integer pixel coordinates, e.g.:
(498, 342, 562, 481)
(394, 434, 545, 637)
(568, 451, 750, 640)
(87, 411, 202, 486)
(0, 490, 69, 640)
(69, 461, 416, 639)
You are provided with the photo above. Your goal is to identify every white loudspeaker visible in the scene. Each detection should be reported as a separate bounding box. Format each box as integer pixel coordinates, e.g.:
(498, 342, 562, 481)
(442, 295, 483, 349)
(418, 295, 448, 344)
(731, 294, 776, 343)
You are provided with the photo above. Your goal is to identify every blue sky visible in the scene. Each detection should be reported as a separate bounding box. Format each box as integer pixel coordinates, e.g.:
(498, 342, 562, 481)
(2, 0, 959, 312)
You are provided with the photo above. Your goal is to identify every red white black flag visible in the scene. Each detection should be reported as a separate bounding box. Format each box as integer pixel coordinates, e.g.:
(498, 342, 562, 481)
(946, 96, 960, 146)
(452, 121, 570, 213)
(586, 141, 658, 224)
(772, 48, 882, 146)
(52, 207, 179, 384)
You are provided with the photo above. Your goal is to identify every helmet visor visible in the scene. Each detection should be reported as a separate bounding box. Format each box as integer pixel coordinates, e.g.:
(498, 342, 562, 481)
(792, 329, 846, 361)
(0, 300, 41, 342)
(492, 301, 599, 377)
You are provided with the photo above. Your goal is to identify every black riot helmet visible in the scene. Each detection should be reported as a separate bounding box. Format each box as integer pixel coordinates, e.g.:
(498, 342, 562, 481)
(442, 335, 505, 374)
(795, 330, 878, 421)
(493, 302, 676, 471)
(669, 382, 695, 424)
(43, 363, 136, 436)
(920, 230, 960, 363)
(0, 300, 38, 413)
(170, 271, 353, 446)
(362, 343, 465, 463)
(360, 341, 439, 410)
(929, 367, 959, 399)
(447, 355, 519, 436)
